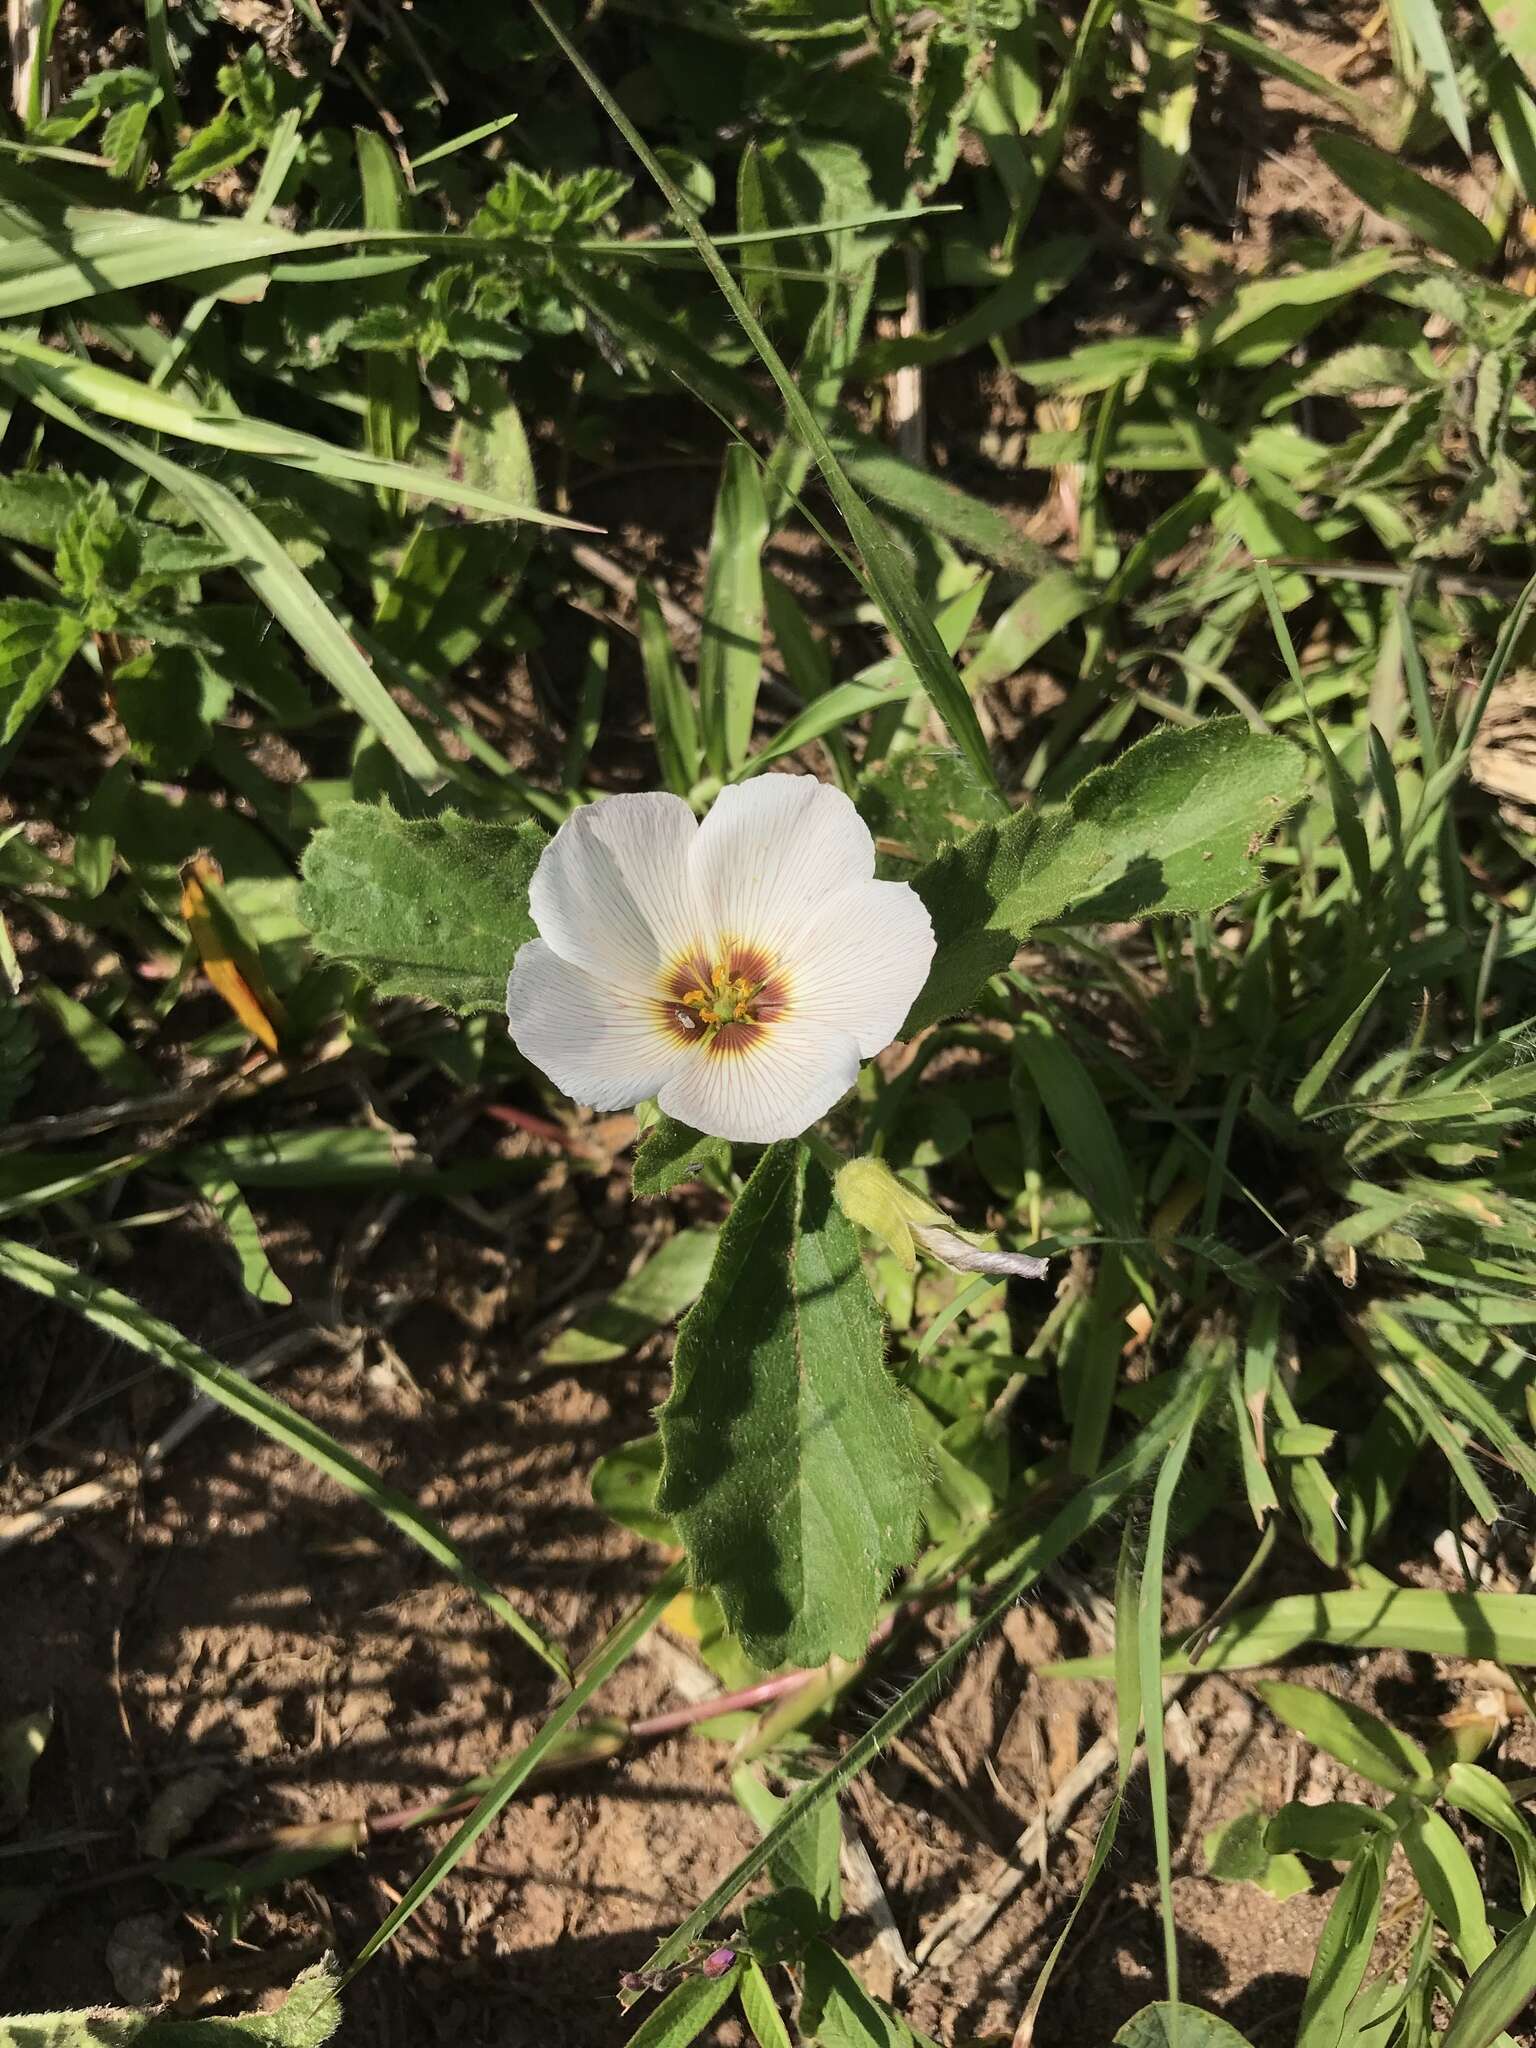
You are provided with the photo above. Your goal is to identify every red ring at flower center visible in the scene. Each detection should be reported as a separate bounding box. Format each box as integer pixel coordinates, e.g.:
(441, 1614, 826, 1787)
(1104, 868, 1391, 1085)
(656, 940, 789, 1057)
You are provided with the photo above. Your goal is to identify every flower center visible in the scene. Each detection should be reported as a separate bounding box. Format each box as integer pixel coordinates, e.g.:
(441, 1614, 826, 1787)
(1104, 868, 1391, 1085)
(682, 960, 762, 1027)
(659, 942, 789, 1055)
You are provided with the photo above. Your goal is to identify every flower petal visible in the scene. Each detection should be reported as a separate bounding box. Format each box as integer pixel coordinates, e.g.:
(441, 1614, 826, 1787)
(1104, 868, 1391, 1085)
(658, 1020, 861, 1143)
(691, 777, 874, 959)
(786, 877, 935, 1056)
(529, 792, 700, 991)
(506, 939, 685, 1112)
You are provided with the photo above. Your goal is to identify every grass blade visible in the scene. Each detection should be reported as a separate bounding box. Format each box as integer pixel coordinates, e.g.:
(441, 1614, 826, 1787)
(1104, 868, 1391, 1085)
(1395, 0, 1472, 154)
(0, 330, 581, 526)
(1139, 1409, 1202, 2010)
(699, 445, 769, 777)
(355, 127, 421, 518)
(525, 0, 1003, 802)
(0, 1239, 569, 1681)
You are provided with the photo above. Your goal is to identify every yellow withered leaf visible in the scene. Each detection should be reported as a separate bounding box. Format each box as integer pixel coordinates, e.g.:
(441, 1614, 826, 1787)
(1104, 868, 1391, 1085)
(179, 855, 286, 1054)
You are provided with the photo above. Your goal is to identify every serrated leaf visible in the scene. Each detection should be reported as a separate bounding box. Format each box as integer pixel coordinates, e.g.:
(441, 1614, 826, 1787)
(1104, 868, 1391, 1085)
(299, 803, 544, 1012)
(907, 721, 1306, 1032)
(167, 106, 259, 190)
(0, 599, 86, 748)
(1314, 131, 1495, 270)
(631, 1114, 730, 1198)
(656, 1144, 924, 1669)
(0, 471, 92, 546)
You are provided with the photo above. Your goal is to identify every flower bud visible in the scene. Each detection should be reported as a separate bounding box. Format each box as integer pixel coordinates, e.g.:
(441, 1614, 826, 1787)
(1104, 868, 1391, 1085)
(834, 1156, 1047, 1281)
(701, 1947, 737, 1979)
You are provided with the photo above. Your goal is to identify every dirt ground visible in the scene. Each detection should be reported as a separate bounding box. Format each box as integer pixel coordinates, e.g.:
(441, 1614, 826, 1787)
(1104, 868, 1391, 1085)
(5, 1140, 1533, 2047)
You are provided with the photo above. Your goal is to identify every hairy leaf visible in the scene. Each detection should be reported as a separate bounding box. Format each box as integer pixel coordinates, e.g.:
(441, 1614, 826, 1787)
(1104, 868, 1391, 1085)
(0, 1957, 340, 2043)
(299, 802, 545, 1012)
(631, 1115, 731, 1198)
(657, 1144, 924, 1668)
(908, 720, 1307, 1031)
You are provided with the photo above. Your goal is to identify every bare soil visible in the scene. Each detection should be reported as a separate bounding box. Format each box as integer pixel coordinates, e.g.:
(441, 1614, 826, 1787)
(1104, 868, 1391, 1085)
(5, 1160, 1533, 2045)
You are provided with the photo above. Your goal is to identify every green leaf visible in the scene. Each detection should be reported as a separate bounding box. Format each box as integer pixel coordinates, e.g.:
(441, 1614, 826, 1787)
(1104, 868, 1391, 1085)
(115, 645, 232, 777)
(1443, 1905, 1536, 2048)
(964, 570, 1098, 691)
(0, 598, 85, 747)
(631, 1115, 730, 1198)
(1313, 132, 1496, 270)
(800, 1942, 915, 2047)
(1444, 1762, 1536, 1910)
(299, 803, 544, 1012)
(1402, 1806, 1495, 1969)
(1204, 1805, 1309, 1902)
(624, 1967, 742, 2048)
(637, 581, 703, 798)
(1255, 1681, 1434, 1793)
(591, 1434, 674, 1544)
(24, 393, 439, 783)
(699, 446, 769, 776)
(1014, 1014, 1138, 1244)
(182, 1166, 293, 1307)
(1397, 0, 1472, 154)
(167, 105, 258, 189)
(1296, 1838, 1387, 2048)
(1265, 1800, 1395, 1862)
(1138, 0, 1201, 235)
(740, 1961, 794, 2048)
(356, 127, 420, 509)
(656, 1144, 924, 1668)
(1050, 1588, 1536, 1676)
(643, 1362, 1220, 1979)
(526, 0, 1003, 800)
(0, 470, 91, 546)
(1136, 1, 1375, 123)
(733, 1766, 841, 1918)
(907, 720, 1307, 1032)
(1114, 2007, 1256, 2048)
(0, 331, 573, 527)
(544, 1229, 718, 1366)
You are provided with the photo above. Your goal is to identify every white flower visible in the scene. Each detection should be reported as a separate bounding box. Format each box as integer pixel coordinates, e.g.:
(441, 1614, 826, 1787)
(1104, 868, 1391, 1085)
(505, 777, 935, 1143)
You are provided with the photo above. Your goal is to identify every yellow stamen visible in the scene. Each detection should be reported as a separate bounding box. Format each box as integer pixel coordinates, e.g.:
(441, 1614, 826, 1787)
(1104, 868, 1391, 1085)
(681, 959, 760, 1026)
